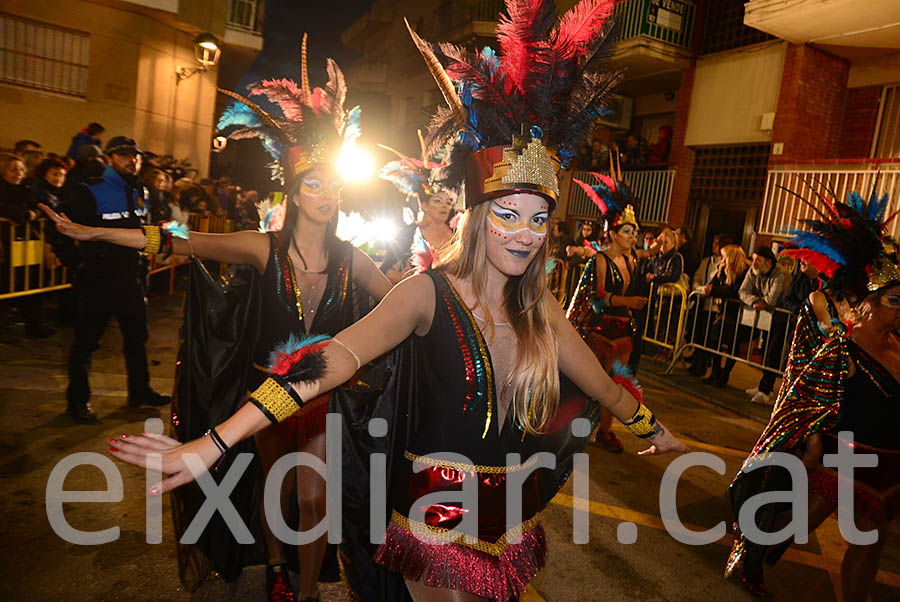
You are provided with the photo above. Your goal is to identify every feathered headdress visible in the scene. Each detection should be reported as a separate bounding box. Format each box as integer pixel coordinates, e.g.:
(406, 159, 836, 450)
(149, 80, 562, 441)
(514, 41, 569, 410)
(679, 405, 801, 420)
(409, 0, 623, 209)
(571, 145, 637, 232)
(377, 130, 455, 204)
(216, 33, 361, 188)
(779, 181, 898, 300)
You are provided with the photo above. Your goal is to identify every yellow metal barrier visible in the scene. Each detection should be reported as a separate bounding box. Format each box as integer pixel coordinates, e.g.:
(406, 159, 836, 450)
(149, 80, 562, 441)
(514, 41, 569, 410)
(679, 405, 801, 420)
(642, 281, 688, 354)
(147, 213, 238, 294)
(1, 218, 71, 300)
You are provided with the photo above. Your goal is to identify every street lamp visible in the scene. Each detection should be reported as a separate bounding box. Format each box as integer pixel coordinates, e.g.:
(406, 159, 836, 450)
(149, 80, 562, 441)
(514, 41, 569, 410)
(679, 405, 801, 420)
(176, 33, 221, 82)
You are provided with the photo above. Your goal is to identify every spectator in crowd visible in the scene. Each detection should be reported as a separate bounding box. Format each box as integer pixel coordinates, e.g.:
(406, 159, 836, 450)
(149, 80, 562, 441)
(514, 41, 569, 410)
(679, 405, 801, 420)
(54, 136, 170, 423)
(566, 219, 600, 265)
(702, 244, 751, 386)
(180, 186, 208, 215)
(648, 124, 672, 165)
(645, 228, 683, 286)
(21, 149, 46, 183)
(0, 153, 52, 338)
(781, 258, 820, 315)
(675, 225, 700, 281)
(739, 246, 790, 404)
(197, 177, 225, 215)
(30, 157, 68, 211)
(620, 131, 649, 169)
(214, 177, 231, 214)
(144, 168, 174, 224)
(13, 140, 41, 156)
(687, 233, 732, 376)
(575, 142, 591, 170)
(63, 145, 107, 199)
(548, 219, 575, 261)
(66, 122, 105, 159)
(589, 136, 611, 171)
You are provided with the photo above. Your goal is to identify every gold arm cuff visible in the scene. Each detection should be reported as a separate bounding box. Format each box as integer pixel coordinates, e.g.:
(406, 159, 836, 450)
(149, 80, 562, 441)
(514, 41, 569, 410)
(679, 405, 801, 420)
(624, 404, 656, 438)
(142, 225, 161, 254)
(250, 377, 301, 423)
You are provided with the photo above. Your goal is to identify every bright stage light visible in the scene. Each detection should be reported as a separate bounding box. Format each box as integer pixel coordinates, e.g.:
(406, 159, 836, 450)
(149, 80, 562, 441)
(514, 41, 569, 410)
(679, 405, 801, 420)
(338, 147, 375, 182)
(336, 211, 398, 247)
(370, 217, 398, 243)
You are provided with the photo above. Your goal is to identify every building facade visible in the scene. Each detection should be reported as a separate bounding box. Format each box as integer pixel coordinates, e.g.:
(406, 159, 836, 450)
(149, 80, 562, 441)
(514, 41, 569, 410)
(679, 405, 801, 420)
(0, 0, 264, 176)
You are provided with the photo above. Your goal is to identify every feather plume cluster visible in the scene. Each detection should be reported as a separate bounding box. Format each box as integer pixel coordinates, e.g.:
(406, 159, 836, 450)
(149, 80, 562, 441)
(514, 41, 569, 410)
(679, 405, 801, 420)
(216, 34, 361, 178)
(572, 170, 634, 228)
(268, 333, 331, 382)
(411, 0, 624, 192)
(779, 183, 894, 300)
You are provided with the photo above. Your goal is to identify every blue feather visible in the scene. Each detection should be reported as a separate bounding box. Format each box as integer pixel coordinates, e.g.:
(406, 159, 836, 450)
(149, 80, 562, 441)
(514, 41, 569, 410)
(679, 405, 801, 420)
(217, 102, 264, 131)
(782, 230, 848, 265)
(343, 105, 362, 145)
(267, 333, 331, 369)
(162, 221, 190, 240)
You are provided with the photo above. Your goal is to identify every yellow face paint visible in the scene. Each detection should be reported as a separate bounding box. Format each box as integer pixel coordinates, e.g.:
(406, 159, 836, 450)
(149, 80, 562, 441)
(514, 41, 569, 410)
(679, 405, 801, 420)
(487, 200, 548, 243)
(300, 177, 342, 198)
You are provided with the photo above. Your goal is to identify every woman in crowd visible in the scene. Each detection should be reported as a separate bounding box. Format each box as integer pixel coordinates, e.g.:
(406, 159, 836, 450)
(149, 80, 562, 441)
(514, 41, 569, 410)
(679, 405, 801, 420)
(567, 174, 648, 453)
(687, 233, 732, 377)
(43, 42, 392, 602)
(103, 4, 687, 601)
(726, 189, 898, 602)
(701, 244, 750, 387)
(144, 168, 177, 224)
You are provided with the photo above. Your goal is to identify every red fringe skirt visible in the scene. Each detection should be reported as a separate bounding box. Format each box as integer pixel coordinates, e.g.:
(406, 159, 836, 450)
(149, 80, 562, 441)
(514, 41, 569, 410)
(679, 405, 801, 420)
(374, 512, 547, 601)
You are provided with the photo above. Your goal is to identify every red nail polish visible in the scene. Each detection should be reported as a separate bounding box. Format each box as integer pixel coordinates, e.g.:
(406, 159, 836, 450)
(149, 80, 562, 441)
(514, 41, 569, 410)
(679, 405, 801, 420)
(149, 488, 159, 496)
(109, 438, 117, 444)
(120, 433, 129, 439)
(109, 446, 118, 452)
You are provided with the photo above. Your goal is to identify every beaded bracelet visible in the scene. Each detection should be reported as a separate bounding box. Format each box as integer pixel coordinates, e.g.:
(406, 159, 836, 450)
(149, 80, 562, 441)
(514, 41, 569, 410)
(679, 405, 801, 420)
(141, 225, 163, 254)
(248, 375, 305, 423)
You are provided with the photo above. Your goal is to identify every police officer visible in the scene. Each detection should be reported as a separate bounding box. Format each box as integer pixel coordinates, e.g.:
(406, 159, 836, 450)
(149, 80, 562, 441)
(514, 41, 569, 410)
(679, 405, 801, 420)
(62, 136, 170, 423)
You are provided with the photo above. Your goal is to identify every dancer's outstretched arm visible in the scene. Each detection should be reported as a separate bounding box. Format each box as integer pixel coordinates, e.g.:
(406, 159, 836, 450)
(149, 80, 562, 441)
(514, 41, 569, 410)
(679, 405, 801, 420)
(39, 203, 269, 272)
(552, 300, 688, 455)
(110, 273, 436, 494)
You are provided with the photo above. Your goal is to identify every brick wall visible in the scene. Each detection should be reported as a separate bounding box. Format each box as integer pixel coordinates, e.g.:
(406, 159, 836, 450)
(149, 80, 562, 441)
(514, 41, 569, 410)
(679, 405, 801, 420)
(667, 62, 696, 227)
(771, 44, 850, 161)
(837, 85, 881, 158)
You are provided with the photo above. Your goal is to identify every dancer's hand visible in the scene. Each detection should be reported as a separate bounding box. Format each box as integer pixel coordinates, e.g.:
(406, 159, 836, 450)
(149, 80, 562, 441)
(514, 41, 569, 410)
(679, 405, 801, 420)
(638, 420, 689, 455)
(109, 432, 220, 495)
(38, 204, 97, 241)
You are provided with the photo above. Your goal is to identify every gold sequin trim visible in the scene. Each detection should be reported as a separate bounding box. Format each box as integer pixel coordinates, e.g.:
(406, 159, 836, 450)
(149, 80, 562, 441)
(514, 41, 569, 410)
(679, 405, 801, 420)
(285, 255, 303, 321)
(390, 509, 541, 557)
(404, 450, 540, 474)
(250, 377, 300, 423)
(624, 404, 656, 437)
(142, 226, 161, 254)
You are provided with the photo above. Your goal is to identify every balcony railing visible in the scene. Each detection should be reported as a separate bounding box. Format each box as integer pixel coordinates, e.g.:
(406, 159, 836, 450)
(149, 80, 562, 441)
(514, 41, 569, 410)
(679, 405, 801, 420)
(227, 0, 262, 33)
(566, 168, 675, 224)
(758, 160, 900, 241)
(615, 0, 696, 49)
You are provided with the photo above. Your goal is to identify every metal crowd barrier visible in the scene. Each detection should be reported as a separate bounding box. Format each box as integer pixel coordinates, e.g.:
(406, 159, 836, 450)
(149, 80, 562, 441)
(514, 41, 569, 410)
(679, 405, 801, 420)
(642, 281, 688, 354)
(666, 290, 795, 376)
(147, 213, 238, 294)
(1, 217, 70, 300)
(548, 258, 583, 306)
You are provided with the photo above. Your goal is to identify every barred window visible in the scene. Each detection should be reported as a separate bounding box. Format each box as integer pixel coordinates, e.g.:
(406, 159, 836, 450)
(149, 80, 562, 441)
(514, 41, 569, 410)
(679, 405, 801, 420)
(873, 85, 900, 159)
(0, 13, 89, 98)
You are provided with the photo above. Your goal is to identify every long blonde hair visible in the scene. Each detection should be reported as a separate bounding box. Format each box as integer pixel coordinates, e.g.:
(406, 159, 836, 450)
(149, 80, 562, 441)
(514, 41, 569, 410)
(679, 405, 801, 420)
(437, 202, 560, 435)
(721, 244, 749, 285)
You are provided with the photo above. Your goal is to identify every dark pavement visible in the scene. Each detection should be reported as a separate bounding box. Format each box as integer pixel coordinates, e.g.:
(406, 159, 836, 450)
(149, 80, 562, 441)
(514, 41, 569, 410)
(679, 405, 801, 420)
(0, 289, 897, 601)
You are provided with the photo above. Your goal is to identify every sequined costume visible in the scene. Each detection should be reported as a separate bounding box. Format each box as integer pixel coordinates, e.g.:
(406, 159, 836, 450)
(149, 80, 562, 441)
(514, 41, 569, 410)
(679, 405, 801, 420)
(566, 251, 636, 367)
(251, 233, 355, 444)
(340, 270, 601, 600)
(725, 307, 900, 586)
(169, 234, 356, 589)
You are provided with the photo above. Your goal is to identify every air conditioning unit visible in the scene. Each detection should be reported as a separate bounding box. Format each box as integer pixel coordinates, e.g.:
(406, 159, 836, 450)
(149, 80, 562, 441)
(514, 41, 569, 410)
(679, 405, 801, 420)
(595, 93, 633, 130)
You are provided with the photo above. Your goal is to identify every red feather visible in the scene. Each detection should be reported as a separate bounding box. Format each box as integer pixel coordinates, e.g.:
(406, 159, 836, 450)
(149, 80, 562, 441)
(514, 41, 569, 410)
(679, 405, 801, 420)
(270, 341, 330, 376)
(497, 0, 558, 94)
(882, 208, 900, 230)
(554, 0, 614, 61)
(573, 177, 607, 213)
(781, 248, 841, 277)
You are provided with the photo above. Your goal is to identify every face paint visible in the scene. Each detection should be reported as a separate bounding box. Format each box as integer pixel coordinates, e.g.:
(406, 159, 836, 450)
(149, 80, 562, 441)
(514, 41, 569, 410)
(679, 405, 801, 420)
(487, 199, 548, 244)
(881, 293, 900, 309)
(617, 224, 638, 238)
(429, 193, 454, 207)
(300, 177, 342, 198)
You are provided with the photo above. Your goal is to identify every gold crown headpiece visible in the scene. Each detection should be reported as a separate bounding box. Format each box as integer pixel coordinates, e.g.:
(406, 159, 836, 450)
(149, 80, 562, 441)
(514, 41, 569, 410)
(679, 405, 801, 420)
(868, 257, 900, 292)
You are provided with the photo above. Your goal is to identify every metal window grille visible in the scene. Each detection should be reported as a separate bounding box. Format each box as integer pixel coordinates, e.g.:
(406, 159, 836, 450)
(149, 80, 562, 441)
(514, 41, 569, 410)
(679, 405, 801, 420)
(872, 85, 900, 159)
(702, 0, 772, 55)
(0, 13, 89, 98)
(227, 0, 259, 31)
(687, 144, 771, 228)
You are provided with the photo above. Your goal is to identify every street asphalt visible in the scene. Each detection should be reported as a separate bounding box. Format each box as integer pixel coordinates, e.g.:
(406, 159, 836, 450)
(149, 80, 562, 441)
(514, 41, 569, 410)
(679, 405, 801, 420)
(0, 287, 897, 601)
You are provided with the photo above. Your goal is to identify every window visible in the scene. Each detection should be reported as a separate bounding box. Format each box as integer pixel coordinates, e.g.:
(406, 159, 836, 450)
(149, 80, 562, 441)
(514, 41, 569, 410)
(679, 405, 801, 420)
(0, 13, 89, 98)
(872, 85, 900, 158)
(227, 0, 261, 32)
(702, 0, 772, 55)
